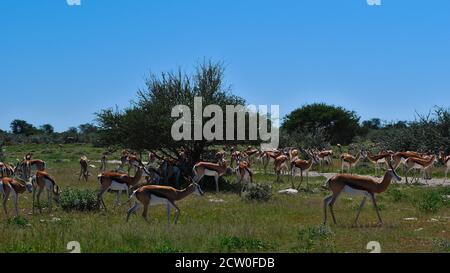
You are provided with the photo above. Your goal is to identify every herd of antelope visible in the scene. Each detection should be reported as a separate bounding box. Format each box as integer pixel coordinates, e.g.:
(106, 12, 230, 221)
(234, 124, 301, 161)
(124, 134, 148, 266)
(0, 145, 449, 226)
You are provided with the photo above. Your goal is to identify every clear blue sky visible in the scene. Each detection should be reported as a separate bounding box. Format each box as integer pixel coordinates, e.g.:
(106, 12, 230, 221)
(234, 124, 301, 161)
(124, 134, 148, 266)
(1, 0, 449, 132)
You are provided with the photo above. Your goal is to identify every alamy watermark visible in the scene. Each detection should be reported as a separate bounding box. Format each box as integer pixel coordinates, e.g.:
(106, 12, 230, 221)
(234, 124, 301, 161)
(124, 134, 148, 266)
(171, 97, 280, 150)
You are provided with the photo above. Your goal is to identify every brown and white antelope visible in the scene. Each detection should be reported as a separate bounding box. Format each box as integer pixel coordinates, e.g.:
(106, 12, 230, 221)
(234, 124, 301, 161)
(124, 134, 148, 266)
(323, 160, 401, 225)
(79, 156, 90, 182)
(18, 159, 46, 181)
(404, 155, 437, 184)
(97, 157, 148, 210)
(274, 155, 289, 182)
(31, 171, 61, 214)
(0, 162, 15, 178)
(261, 150, 282, 174)
(340, 151, 364, 174)
(392, 151, 426, 170)
(235, 161, 253, 196)
(367, 152, 392, 177)
(0, 177, 33, 217)
(317, 150, 333, 167)
(100, 153, 108, 173)
(126, 180, 204, 225)
(192, 162, 233, 193)
(290, 155, 317, 190)
(439, 151, 450, 182)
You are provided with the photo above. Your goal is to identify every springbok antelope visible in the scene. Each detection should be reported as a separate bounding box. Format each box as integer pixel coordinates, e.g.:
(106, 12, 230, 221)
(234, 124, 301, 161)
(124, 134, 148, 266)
(404, 155, 437, 184)
(1, 177, 33, 217)
(244, 147, 259, 165)
(235, 161, 253, 196)
(290, 154, 318, 190)
(192, 161, 233, 193)
(323, 160, 401, 225)
(392, 151, 426, 170)
(367, 152, 392, 177)
(126, 181, 204, 225)
(340, 151, 364, 174)
(274, 155, 289, 182)
(316, 149, 333, 171)
(79, 156, 90, 182)
(0, 162, 15, 178)
(32, 171, 61, 214)
(18, 159, 46, 181)
(261, 150, 282, 174)
(439, 151, 450, 182)
(100, 153, 108, 172)
(97, 158, 148, 210)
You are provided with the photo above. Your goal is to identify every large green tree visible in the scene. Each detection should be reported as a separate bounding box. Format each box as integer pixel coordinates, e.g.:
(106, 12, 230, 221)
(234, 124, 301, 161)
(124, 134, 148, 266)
(282, 103, 360, 145)
(96, 61, 248, 166)
(10, 120, 37, 136)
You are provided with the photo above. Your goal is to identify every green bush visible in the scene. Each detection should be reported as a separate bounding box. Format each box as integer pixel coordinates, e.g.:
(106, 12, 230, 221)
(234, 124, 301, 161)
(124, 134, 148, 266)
(417, 190, 446, 213)
(60, 188, 98, 212)
(294, 225, 334, 253)
(387, 187, 407, 202)
(242, 183, 272, 202)
(7, 216, 29, 228)
(218, 236, 270, 252)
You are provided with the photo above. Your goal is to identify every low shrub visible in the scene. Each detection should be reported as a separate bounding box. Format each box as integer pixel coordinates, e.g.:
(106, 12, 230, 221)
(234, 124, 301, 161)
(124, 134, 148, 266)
(242, 183, 272, 202)
(60, 188, 98, 212)
(218, 236, 270, 252)
(416, 190, 446, 213)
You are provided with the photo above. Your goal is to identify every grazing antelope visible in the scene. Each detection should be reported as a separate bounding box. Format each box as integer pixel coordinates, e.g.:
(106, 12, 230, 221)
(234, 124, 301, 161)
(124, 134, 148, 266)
(367, 152, 392, 177)
(290, 155, 317, 190)
(192, 162, 233, 193)
(235, 161, 253, 196)
(274, 155, 289, 182)
(79, 156, 90, 182)
(323, 160, 401, 225)
(340, 151, 364, 174)
(404, 155, 437, 184)
(0, 177, 33, 217)
(126, 181, 204, 225)
(31, 171, 61, 214)
(97, 158, 148, 210)
(439, 151, 450, 182)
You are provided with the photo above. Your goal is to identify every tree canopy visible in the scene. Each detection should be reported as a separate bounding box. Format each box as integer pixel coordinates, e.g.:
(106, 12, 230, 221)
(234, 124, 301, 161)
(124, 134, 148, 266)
(96, 61, 248, 165)
(282, 103, 360, 145)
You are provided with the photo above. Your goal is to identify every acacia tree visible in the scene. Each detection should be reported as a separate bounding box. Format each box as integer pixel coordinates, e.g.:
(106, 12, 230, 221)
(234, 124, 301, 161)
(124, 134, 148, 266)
(96, 61, 248, 167)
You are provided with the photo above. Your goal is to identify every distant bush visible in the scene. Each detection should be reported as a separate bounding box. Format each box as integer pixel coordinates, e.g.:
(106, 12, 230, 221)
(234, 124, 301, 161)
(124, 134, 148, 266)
(242, 183, 272, 202)
(60, 189, 98, 212)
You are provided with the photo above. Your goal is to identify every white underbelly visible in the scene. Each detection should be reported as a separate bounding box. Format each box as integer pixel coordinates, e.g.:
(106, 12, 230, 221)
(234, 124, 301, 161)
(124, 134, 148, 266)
(204, 169, 219, 177)
(343, 185, 369, 196)
(110, 181, 129, 191)
(149, 195, 169, 206)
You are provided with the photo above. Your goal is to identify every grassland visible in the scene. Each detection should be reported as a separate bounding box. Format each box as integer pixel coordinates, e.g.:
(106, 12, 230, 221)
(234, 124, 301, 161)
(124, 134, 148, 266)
(0, 144, 449, 253)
